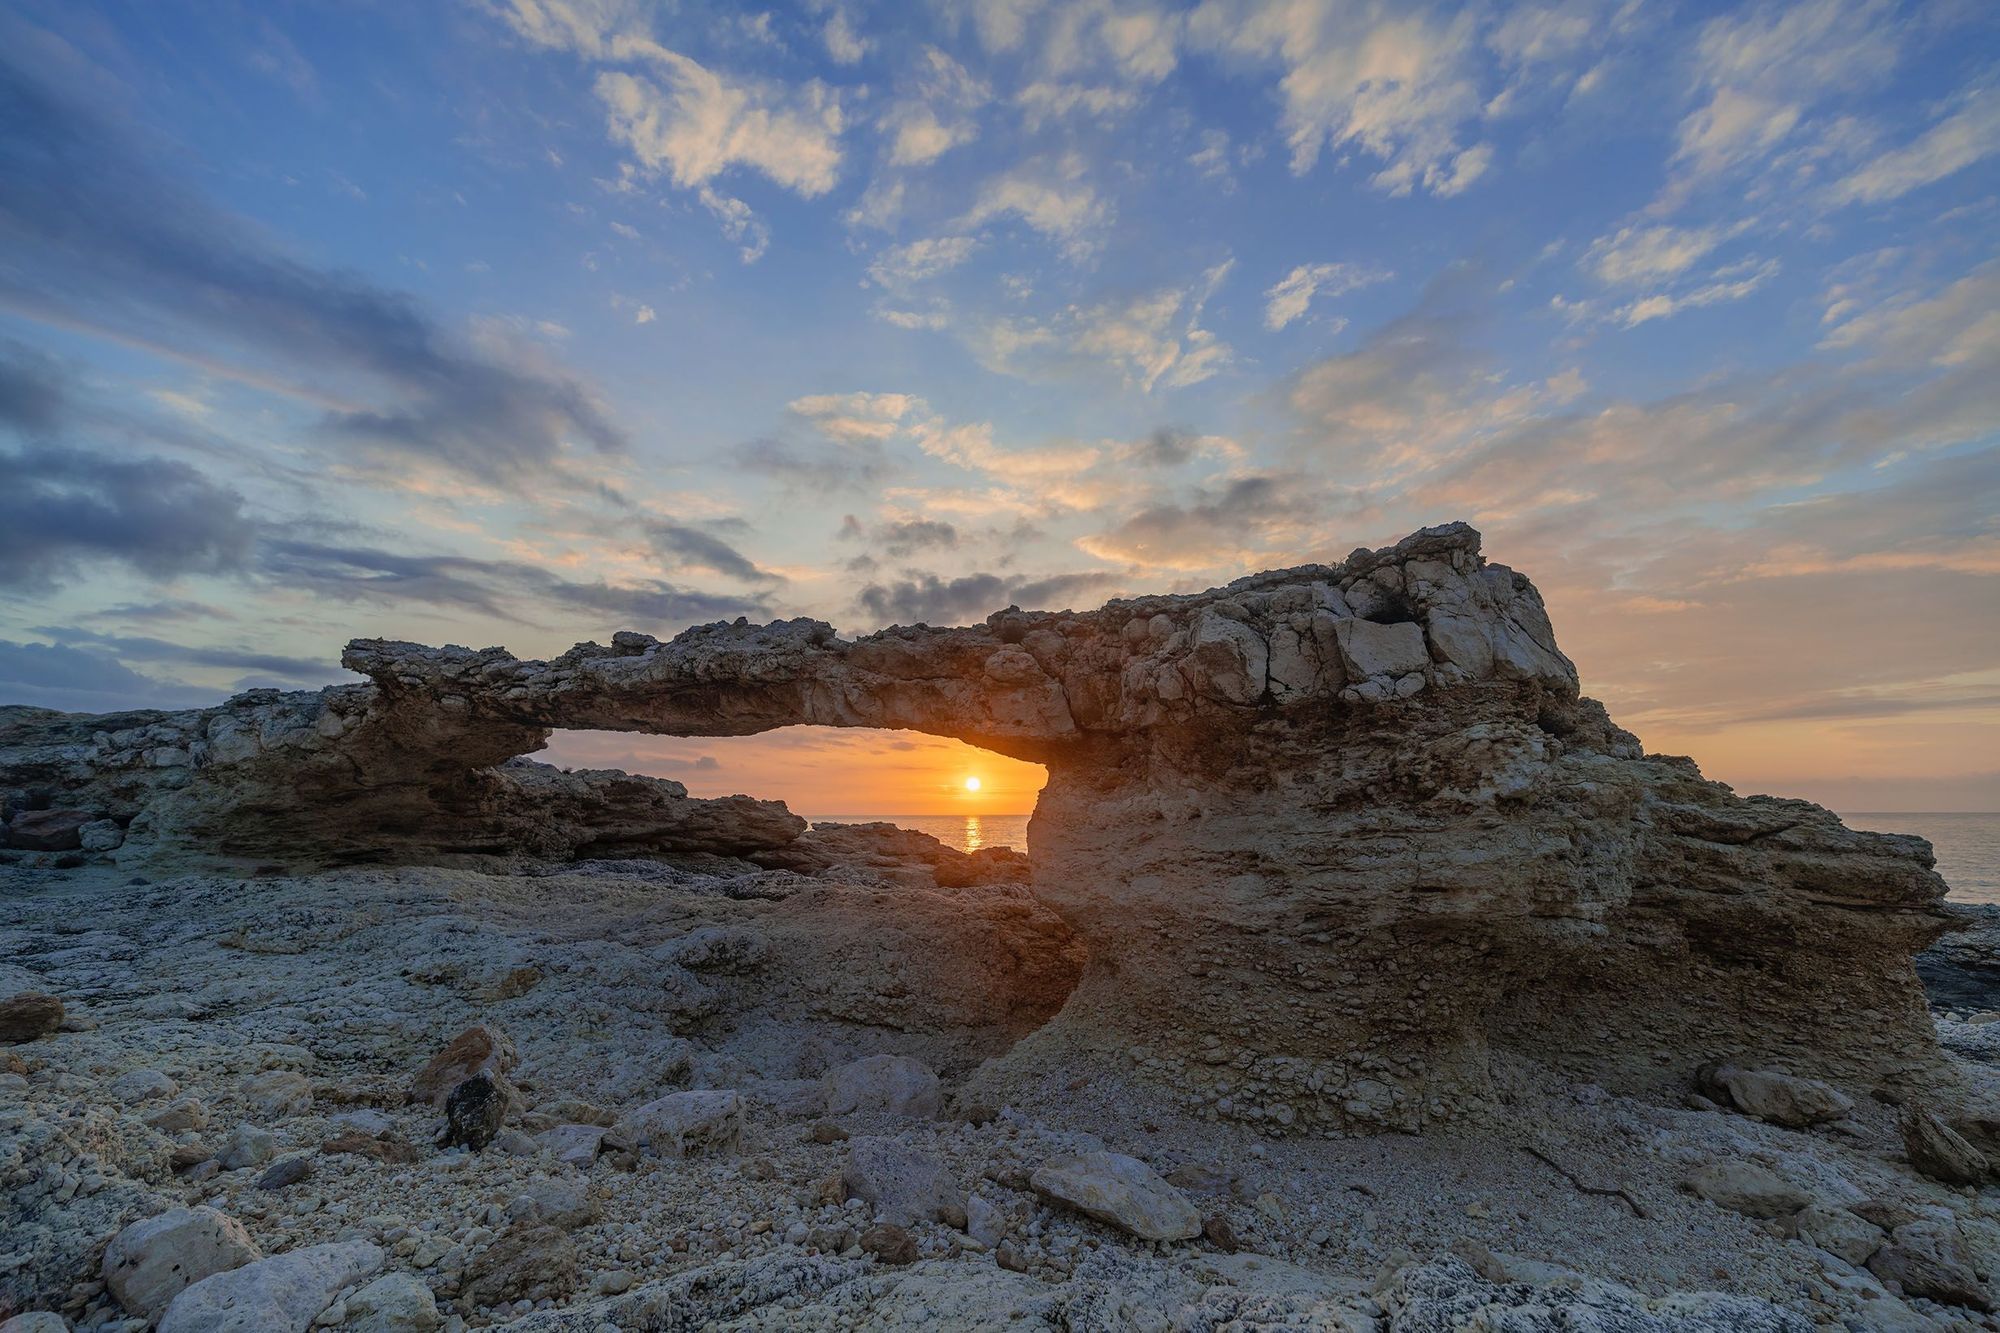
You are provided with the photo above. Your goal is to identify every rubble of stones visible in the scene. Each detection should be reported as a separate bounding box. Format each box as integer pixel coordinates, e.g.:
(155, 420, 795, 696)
(2, 845, 1995, 1333)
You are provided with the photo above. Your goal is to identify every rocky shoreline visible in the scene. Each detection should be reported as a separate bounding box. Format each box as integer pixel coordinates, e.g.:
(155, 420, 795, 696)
(4, 524, 1996, 1330)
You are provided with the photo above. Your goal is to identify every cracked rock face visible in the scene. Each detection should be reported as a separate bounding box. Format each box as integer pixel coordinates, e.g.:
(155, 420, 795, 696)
(0, 522, 1954, 1132)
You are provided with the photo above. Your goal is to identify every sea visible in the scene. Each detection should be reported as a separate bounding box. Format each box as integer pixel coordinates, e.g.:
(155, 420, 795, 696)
(820, 810, 2000, 905)
(1843, 812, 2000, 905)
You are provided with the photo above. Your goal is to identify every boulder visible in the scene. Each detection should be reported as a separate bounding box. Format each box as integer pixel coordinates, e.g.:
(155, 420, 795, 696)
(340, 1272, 441, 1333)
(238, 1069, 313, 1120)
(1696, 1064, 1854, 1128)
(1684, 1162, 1810, 1219)
(158, 1240, 382, 1333)
(1793, 1203, 1886, 1265)
(459, 1224, 578, 1307)
(5, 809, 92, 851)
(841, 1136, 963, 1226)
(859, 1223, 918, 1266)
(0, 1315, 70, 1332)
(820, 1055, 940, 1118)
(442, 1072, 507, 1151)
(408, 1024, 514, 1107)
(77, 818, 124, 851)
(538, 1123, 606, 1167)
(1901, 1104, 1989, 1185)
(1869, 1220, 1992, 1311)
(614, 1089, 744, 1157)
(505, 1178, 600, 1230)
(1029, 1150, 1202, 1241)
(218, 1122, 275, 1170)
(103, 1207, 262, 1322)
(108, 1068, 178, 1105)
(0, 993, 63, 1044)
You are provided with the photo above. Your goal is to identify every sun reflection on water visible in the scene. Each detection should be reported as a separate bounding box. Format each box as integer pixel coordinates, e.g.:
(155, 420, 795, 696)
(963, 816, 984, 853)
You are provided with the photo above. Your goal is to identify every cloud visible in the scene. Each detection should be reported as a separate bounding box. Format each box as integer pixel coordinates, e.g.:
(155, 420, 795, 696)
(1187, 0, 1494, 196)
(1016, 81, 1142, 128)
(0, 55, 624, 489)
(970, 262, 1237, 391)
(823, 8, 870, 64)
(866, 236, 980, 288)
(875, 519, 961, 556)
(730, 437, 893, 490)
(1615, 258, 1779, 327)
(24, 626, 336, 683)
(854, 566, 1119, 626)
(697, 187, 770, 263)
(1262, 262, 1393, 331)
(1585, 224, 1727, 285)
(1078, 472, 1318, 570)
(788, 392, 922, 444)
(955, 155, 1111, 260)
(644, 521, 781, 583)
(595, 64, 843, 198)
(0, 638, 220, 712)
(0, 443, 255, 592)
(258, 539, 768, 626)
(1827, 86, 2000, 206)
(1667, 0, 1902, 187)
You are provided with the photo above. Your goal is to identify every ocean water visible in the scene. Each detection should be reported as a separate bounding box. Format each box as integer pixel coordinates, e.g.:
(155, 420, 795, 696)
(1843, 812, 2000, 905)
(819, 810, 2000, 904)
(817, 813, 1031, 855)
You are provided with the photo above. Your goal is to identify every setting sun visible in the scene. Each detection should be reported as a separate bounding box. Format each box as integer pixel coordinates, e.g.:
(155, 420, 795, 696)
(963, 776, 981, 792)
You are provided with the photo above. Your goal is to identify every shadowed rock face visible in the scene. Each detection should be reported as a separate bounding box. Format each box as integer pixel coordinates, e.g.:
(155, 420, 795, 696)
(0, 522, 1955, 1130)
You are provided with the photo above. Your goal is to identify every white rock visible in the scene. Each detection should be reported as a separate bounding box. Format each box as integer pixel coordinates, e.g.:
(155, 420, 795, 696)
(1795, 1203, 1886, 1265)
(218, 1122, 276, 1170)
(0, 1314, 71, 1332)
(108, 1068, 177, 1105)
(340, 1271, 440, 1333)
(1029, 1151, 1201, 1241)
(103, 1206, 262, 1322)
(820, 1055, 940, 1118)
(504, 1178, 599, 1230)
(537, 1123, 605, 1167)
(1701, 1065, 1854, 1128)
(966, 1194, 1007, 1248)
(78, 818, 125, 852)
(841, 1136, 962, 1226)
(616, 1090, 743, 1157)
(158, 1241, 383, 1333)
(1684, 1161, 1810, 1218)
(1332, 617, 1429, 682)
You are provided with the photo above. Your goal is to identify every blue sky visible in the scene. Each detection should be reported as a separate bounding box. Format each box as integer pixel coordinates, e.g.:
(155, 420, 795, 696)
(2, 0, 1997, 810)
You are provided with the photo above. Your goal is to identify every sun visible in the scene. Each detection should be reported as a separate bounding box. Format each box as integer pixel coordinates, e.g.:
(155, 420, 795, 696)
(963, 776, 981, 792)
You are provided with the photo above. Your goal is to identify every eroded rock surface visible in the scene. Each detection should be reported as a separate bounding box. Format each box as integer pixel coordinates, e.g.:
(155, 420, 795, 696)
(0, 523, 1955, 1134)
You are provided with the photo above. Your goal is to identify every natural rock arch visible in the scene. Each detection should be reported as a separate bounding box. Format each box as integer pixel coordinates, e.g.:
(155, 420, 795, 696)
(1, 522, 1954, 1132)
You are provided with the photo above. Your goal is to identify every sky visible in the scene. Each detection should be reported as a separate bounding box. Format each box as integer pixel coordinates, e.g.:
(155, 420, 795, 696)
(1, 0, 1996, 816)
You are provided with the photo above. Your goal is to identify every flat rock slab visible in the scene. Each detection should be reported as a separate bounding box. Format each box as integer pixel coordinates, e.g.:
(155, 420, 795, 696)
(158, 1240, 382, 1333)
(1030, 1150, 1201, 1241)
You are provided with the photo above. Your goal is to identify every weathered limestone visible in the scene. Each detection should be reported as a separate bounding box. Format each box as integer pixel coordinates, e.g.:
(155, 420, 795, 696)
(0, 523, 1956, 1133)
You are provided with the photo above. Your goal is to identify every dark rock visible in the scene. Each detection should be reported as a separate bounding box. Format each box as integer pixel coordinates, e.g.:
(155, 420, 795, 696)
(5, 808, 92, 850)
(442, 1073, 507, 1152)
(1203, 1214, 1241, 1252)
(808, 1121, 850, 1144)
(256, 1155, 314, 1190)
(1869, 1220, 1992, 1311)
(859, 1223, 918, 1266)
(995, 1240, 1031, 1272)
(958, 1103, 999, 1127)
(0, 992, 64, 1044)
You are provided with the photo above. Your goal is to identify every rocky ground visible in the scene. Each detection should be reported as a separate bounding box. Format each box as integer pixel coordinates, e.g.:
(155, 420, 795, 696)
(3, 835, 2000, 1331)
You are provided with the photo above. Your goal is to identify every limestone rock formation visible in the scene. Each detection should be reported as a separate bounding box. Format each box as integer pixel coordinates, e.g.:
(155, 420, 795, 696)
(0, 522, 1956, 1134)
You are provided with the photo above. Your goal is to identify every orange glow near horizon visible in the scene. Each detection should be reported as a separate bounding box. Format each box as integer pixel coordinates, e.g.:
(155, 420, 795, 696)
(537, 726, 1044, 819)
